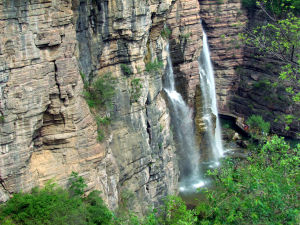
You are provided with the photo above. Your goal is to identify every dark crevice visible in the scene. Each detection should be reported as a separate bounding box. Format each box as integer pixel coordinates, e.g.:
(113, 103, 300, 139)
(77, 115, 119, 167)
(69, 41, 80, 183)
(53, 61, 62, 100)
(145, 105, 152, 146)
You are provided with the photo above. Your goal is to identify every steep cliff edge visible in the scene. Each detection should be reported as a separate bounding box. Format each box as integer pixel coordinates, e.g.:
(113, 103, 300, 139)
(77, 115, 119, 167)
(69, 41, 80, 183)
(0, 0, 179, 212)
(0, 0, 298, 214)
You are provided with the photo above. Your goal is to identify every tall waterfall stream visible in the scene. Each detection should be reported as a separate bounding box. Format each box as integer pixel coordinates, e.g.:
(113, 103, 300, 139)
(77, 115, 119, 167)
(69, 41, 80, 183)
(164, 44, 205, 192)
(198, 30, 225, 166)
(164, 29, 225, 198)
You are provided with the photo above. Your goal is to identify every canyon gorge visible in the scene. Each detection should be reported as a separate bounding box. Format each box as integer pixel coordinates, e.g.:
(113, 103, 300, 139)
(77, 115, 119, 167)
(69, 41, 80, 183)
(0, 0, 299, 214)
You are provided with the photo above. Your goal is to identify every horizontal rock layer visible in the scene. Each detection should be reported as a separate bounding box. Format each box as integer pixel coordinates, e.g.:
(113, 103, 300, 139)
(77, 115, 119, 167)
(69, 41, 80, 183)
(0, 0, 180, 212)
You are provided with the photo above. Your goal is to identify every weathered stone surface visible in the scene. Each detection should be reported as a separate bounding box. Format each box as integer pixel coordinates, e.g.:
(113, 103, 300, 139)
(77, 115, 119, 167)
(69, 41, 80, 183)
(0, 0, 119, 206)
(199, 0, 248, 114)
(73, 0, 179, 213)
(167, 0, 203, 107)
(0, 0, 179, 213)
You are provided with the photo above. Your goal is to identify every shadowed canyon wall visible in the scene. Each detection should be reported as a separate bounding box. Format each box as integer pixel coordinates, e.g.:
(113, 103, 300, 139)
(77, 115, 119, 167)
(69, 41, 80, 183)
(198, 0, 299, 138)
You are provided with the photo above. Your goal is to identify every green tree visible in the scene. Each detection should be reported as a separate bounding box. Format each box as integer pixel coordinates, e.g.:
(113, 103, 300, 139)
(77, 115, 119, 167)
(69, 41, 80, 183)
(158, 196, 197, 225)
(0, 173, 113, 225)
(240, 0, 300, 102)
(196, 136, 300, 224)
(246, 115, 270, 140)
(68, 171, 87, 197)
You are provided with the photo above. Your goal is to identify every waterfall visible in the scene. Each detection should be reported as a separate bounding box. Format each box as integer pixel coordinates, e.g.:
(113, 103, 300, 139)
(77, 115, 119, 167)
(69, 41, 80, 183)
(198, 30, 224, 166)
(164, 44, 205, 192)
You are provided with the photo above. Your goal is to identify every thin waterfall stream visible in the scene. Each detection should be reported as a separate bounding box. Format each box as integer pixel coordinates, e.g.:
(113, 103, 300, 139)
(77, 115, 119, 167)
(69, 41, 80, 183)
(164, 44, 205, 192)
(198, 29, 224, 167)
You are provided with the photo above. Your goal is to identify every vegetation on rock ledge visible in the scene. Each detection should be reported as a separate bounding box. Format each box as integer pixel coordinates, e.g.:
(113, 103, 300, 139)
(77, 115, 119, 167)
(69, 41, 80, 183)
(1, 135, 298, 225)
(81, 72, 115, 142)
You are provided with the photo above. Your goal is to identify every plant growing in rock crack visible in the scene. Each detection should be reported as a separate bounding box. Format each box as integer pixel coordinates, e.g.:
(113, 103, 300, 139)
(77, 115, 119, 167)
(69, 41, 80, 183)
(180, 32, 192, 42)
(68, 171, 87, 197)
(145, 60, 163, 73)
(121, 64, 133, 77)
(119, 189, 135, 212)
(130, 78, 143, 103)
(81, 72, 116, 142)
(160, 124, 163, 132)
(95, 115, 111, 142)
(161, 26, 171, 39)
(82, 72, 116, 110)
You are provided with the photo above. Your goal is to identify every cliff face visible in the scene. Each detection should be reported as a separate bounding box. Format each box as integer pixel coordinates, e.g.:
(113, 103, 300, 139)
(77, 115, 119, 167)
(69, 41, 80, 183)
(198, 0, 299, 138)
(73, 0, 181, 212)
(0, 0, 180, 212)
(198, 0, 247, 114)
(0, 0, 298, 213)
(0, 0, 118, 206)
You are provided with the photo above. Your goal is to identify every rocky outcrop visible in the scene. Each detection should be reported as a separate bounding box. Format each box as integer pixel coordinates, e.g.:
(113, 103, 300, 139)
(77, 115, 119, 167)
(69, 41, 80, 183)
(0, 0, 118, 207)
(0, 0, 179, 212)
(74, 0, 179, 213)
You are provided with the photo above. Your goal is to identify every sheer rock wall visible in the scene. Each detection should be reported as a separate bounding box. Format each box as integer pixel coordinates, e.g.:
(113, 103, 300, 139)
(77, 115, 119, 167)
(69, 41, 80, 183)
(0, 0, 298, 213)
(0, 0, 180, 212)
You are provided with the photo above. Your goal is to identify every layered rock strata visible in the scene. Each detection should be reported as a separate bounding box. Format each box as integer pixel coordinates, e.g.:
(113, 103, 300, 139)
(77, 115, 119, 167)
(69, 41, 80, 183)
(0, 0, 180, 212)
(199, 0, 247, 114)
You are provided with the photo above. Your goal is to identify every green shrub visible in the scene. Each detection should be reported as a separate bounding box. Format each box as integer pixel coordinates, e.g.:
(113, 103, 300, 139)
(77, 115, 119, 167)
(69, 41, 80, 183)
(121, 64, 133, 77)
(283, 114, 296, 131)
(158, 196, 197, 225)
(130, 78, 143, 103)
(0, 115, 4, 123)
(68, 171, 87, 197)
(246, 115, 270, 139)
(0, 182, 87, 225)
(82, 73, 116, 110)
(145, 60, 163, 73)
(160, 124, 163, 132)
(120, 189, 135, 210)
(80, 71, 89, 90)
(81, 72, 115, 142)
(222, 123, 230, 129)
(84, 191, 113, 225)
(161, 27, 171, 39)
(242, 0, 257, 10)
(196, 136, 300, 224)
(95, 115, 111, 142)
(253, 78, 271, 89)
(180, 32, 192, 40)
(0, 173, 113, 225)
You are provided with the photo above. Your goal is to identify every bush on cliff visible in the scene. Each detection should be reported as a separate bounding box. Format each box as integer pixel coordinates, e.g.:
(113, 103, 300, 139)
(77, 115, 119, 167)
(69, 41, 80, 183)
(82, 72, 116, 110)
(0, 174, 113, 225)
(0, 136, 299, 225)
(246, 114, 270, 140)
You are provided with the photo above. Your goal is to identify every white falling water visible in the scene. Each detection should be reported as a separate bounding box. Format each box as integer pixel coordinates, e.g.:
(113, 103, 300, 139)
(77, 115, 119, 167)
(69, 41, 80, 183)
(164, 44, 205, 192)
(198, 30, 224, 166)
